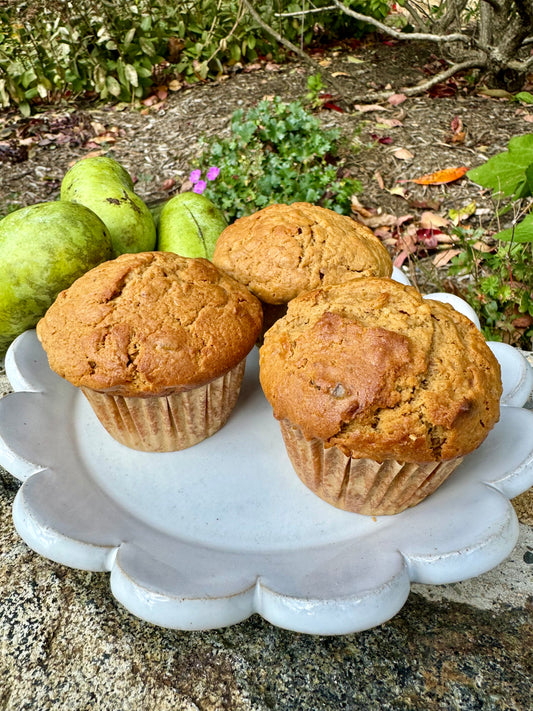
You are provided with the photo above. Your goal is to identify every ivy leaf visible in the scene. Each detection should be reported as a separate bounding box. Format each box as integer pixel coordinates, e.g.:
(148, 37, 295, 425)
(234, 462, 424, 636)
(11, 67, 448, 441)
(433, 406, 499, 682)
(467, 133, 533, 198)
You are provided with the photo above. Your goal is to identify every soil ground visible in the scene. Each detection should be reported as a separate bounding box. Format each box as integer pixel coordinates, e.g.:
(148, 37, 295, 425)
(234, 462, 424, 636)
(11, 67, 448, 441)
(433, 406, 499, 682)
(0, 37, 527, 231)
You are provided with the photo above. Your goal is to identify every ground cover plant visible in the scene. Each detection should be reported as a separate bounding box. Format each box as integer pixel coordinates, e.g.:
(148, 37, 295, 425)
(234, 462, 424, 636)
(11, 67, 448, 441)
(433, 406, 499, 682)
(190, 96, 362, 221)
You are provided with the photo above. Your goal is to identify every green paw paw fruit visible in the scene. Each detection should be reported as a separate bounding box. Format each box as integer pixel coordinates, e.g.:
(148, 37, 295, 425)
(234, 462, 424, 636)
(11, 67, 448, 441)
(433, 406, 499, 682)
(60, 156, 156, 256)
(0, 201, 113, 355)
(156, 192, 227, 259)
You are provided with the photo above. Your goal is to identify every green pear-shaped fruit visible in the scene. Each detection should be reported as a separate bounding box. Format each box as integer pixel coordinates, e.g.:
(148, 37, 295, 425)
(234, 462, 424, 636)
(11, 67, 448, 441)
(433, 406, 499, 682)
(156, 192, 227, 259)
(60, 156, 156, 256)
(0, 201, 113, 355)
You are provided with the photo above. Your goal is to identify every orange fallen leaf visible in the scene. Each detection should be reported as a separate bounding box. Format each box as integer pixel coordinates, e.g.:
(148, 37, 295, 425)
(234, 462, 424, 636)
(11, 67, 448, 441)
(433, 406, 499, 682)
(412, 166, 469, 185)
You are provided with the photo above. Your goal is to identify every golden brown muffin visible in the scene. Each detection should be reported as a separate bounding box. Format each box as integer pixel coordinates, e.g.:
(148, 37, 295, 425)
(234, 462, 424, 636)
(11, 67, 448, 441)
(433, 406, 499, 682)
(259, 277, 502, 515)
(212, 203, 393, 327)
(37, 251, 263, 451)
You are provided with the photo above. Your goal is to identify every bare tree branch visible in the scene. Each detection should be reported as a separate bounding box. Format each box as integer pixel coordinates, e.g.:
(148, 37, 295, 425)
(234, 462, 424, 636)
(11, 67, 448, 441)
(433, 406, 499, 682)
(480, 0, 503, 11)
(332, 0, 472, 44)
(241, 0, 347, 96)
(347, 58, 486, 104)
(274, 5, 337, 17)
(400, 0, 432, 32)
(509, 54, 533, 72)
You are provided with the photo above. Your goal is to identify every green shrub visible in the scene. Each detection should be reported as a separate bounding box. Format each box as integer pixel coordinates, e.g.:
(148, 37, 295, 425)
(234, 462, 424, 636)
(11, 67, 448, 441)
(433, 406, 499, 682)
(0, 0, 391, 115)
(448, 229, 533, 349)
(189, 96, 362, 222)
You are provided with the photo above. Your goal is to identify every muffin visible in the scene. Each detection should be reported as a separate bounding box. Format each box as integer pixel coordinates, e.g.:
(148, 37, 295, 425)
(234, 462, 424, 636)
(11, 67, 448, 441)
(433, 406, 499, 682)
(37, 251, 263, 452)
(259, 277, 502, 515)
(212, 202, 393, 332)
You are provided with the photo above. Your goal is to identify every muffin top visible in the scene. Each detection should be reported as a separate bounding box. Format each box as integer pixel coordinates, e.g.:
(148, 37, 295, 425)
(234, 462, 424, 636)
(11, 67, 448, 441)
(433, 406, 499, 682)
(212, 202, 393, 304)
(37, 251, 263, 396)
(259, 277, 502, 462)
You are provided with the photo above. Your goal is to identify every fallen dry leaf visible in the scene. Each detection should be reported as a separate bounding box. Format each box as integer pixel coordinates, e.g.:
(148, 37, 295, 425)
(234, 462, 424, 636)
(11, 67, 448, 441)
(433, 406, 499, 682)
(472, 240, 494, 252)
(357, 212, 400, 228)
(87, 132, 117, 145)
(449, 201, 477, 224)
(90, 121, 107, 134)
(392, 147, 414, 160)
(376, 117, 403, 128)
(512, 314, 533, 329)
(354, 103, 388, 113)
(387, 185, 408, 198)
(350, 196, 374, 218)
(393, 251, 409, 267)
(408, 198, 442, 210)
(412, 166, 469, 185)
(388, 93, 407, 106)
(523, 114, 533, 123)
(450, 116, 463, 133)
(432, 249, 462, 268)
(374, 171, 385, 189)
(416, 228, 440, 248)
(432, 233, 457, 244)
(371, 133, 393, 145)
(396, 213, 414, 228)
(419, 211, 449, 230)
(161, 177, 176, 191)
(477, 86, 513, 99)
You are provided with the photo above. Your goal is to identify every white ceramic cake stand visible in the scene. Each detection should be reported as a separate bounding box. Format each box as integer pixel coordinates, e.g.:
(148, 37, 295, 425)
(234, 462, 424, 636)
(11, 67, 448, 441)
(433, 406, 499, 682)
(1, 293, 532, 635)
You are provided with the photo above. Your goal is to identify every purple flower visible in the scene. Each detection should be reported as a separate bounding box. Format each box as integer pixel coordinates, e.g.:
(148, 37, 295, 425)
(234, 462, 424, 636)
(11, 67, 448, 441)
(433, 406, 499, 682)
(189, 169, 202, 184)
(206, 166, 220, 181)
(192, 180, 206, 194)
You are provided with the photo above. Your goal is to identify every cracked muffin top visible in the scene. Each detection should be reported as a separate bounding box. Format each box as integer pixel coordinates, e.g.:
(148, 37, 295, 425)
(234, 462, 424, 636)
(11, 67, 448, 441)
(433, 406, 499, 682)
(211, 202, 393, 304)
(37, 251, 263, 396)
(259, 277, 502, 463)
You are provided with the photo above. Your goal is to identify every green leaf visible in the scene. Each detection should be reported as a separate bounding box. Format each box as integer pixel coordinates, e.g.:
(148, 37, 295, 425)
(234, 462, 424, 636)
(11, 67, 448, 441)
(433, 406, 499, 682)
(106, 75, 121, 97)
(139, 37, 155, 57)
(19, 100, 31, 117)
(124, 63, 138, 87)
(494, 214, 533, 242)
(123, 27, 136, 47)
(514, 91, 533, 104)
(525, 163, 533, 195)
(467, 134, 533, 198)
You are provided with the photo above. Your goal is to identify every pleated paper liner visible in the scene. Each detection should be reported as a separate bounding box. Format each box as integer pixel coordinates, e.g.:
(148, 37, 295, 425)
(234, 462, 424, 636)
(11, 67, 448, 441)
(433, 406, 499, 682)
(82, 360, 246, 452)
(280, 420, 462, 516)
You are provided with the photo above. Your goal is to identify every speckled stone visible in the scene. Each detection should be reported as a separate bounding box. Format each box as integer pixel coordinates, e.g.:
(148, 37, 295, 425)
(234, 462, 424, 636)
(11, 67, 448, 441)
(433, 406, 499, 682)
(1, 355, 532, 711)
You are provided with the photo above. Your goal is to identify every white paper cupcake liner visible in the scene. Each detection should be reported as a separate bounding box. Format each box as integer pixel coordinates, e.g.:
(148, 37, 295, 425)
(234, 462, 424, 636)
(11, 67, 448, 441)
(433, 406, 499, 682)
(82, 360, 246, 452)
(280, 420, 462, 516)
